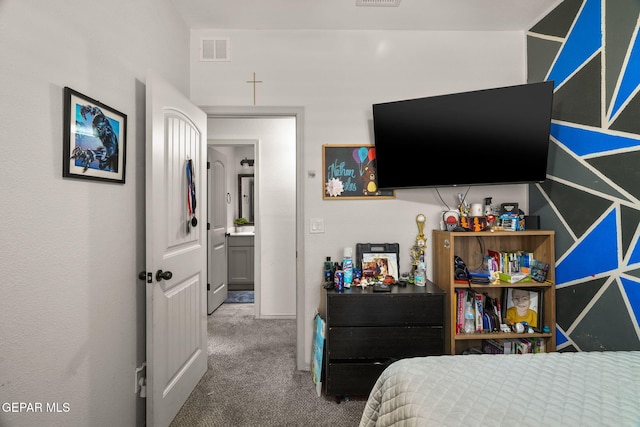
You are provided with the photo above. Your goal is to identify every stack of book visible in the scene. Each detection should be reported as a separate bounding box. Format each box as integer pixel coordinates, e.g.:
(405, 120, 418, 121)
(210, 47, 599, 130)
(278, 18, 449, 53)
(487, 249, 550, 283)
(455, 289, 501, 334)
(482, 337, 546, 354)
(468, 269, 491, 284)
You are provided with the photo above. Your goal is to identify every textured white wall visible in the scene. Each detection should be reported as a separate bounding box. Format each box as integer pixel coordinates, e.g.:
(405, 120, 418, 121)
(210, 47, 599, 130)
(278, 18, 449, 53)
(190, 29, 531, 367)
(0, 1, 189, 426)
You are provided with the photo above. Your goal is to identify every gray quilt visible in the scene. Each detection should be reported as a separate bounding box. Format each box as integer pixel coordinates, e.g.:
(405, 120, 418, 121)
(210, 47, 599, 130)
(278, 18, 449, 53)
(360, 351, 640, 427)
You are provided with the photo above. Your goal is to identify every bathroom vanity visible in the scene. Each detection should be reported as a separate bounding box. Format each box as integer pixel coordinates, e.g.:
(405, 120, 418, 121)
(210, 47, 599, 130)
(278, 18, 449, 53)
(227, 233, 254, 290)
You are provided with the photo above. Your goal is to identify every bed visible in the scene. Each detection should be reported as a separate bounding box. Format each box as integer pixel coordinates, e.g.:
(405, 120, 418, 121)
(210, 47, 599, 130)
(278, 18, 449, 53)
(359, 351, 640, 427)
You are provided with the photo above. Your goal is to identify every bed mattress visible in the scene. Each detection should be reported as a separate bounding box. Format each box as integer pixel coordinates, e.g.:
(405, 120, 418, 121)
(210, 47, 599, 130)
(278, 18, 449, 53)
(359, 351, 640, 427)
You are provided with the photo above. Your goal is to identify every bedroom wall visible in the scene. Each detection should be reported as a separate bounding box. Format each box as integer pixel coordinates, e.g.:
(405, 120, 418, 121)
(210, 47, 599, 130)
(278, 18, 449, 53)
(190, 29, 534, 367)
(0, 1, 188, 426)
(528, 0, 640, 351)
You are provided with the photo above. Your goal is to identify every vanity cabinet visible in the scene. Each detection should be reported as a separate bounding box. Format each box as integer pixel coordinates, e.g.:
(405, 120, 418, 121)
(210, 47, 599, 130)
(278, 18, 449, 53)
(227, 235, 254, 290)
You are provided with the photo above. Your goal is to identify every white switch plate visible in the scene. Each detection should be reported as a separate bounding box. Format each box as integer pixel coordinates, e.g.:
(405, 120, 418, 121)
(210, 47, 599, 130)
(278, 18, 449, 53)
(310, 218, 324, 233)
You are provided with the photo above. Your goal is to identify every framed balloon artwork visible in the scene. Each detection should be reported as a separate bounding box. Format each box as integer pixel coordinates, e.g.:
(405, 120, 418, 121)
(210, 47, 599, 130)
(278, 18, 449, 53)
(322, 144, 395, 200)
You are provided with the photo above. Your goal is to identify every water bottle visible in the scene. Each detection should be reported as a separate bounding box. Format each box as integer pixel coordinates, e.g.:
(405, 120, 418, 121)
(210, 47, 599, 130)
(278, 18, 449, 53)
(463, 300, 475, 334)
(323, 256, 333, 285)
(343, 247, 353, 288)
(415, 261, 426, 286)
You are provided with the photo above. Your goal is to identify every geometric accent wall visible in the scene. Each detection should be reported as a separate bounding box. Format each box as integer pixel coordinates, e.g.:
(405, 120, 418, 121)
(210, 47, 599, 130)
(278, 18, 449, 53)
(528, 0, 640, 351)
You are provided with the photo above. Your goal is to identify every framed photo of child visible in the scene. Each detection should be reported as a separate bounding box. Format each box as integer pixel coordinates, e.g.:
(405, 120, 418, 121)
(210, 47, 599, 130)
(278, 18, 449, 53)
(503, 288, 541, 328)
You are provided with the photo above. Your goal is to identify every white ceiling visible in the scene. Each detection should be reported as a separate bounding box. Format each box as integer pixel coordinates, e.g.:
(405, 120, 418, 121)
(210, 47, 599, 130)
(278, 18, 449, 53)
(171, 0, 563, 32)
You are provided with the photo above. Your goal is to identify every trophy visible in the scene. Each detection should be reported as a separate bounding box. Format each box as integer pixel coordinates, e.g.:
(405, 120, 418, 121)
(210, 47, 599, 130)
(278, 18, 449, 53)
(411, 214, 427, 285)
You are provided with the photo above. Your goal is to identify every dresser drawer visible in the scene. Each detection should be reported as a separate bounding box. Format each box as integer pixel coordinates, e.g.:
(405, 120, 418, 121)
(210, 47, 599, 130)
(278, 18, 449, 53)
(327, 294, 444, 326)
(327, 326, 443, 359)
(326, 361, 390, 396)
(323, 284, 446, 397)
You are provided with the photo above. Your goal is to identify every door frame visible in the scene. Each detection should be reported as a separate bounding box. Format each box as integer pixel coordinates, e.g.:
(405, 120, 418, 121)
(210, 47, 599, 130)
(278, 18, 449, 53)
(201, 105, 306, 370)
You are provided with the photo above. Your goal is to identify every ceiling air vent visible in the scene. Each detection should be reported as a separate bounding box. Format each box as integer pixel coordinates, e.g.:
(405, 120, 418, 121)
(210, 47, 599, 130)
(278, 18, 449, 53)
(355, 0, 401, 6)
(200, 38, 230, 62)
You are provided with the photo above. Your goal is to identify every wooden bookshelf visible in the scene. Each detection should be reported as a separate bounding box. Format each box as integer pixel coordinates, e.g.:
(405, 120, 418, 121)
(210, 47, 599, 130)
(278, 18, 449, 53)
(432, 229, 556, 355)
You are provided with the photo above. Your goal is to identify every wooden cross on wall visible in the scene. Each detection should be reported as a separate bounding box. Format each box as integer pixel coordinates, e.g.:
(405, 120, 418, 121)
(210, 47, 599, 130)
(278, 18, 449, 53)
(246, 72, 262, 105)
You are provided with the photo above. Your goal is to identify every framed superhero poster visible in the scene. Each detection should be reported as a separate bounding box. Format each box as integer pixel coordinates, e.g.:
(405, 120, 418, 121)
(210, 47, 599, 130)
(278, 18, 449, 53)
(322, 144, 395, 200)
(63, 87, 127, 183)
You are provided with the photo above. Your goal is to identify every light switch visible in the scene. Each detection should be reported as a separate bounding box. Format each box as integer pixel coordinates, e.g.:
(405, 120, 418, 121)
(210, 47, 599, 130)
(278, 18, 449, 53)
(310, 218, 324, 233)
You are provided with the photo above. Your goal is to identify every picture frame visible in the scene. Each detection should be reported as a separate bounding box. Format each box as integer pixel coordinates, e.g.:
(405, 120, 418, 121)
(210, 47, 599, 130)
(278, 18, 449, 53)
(503, 288, 541, 328)
(63, 87, 127, 183)
(355, 243, 400, 281)
(361, 253, 399, 280)
(322, 144, 395, 199)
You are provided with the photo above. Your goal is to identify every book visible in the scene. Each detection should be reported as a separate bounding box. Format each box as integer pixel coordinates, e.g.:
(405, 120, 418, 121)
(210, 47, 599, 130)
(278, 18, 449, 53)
(531, 259, 550, 282)
(533, 337, 546, 353)
(518, 251, 534, 272)
(469, 269, 491, 284)
(474, 292, 484, 332)
(482, 338, 517, 354)
(482, 293, 500, 332)
(482, 339, 504, 354)
(456, 289, 465, 334)
(468, 269, 491, 278)
(499, 272, 532, 284)
(516, 338, 533, 354)
(503, 339, 515, 354)
(487, 249, 502, 272)
(311, 313, 326, 396)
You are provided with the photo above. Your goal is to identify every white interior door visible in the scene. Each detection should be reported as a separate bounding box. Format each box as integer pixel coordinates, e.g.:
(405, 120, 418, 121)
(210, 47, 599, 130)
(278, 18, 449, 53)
(145, 71, 207, 427)
(208, 147, 228, 313)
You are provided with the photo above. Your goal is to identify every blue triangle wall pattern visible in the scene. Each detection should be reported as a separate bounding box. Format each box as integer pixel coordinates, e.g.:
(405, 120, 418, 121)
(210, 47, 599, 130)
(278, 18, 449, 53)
(555, 209, 618, 284)
(529, 0, 640, 351)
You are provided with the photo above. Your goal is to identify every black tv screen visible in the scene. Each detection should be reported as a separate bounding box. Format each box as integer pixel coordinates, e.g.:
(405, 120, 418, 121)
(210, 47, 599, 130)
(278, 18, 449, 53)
(372, 81, 554, 189)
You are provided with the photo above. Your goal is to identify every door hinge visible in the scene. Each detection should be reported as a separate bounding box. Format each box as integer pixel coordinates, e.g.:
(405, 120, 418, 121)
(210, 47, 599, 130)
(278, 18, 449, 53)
(207, 161, 211, 169)
(207, 283, 211, 291)
(207, 222, 211, 230)
(135, 362, 147, 398)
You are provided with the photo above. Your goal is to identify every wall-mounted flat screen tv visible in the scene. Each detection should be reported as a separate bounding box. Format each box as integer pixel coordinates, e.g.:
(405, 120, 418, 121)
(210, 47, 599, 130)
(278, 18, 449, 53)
(372, 81, 554, 189)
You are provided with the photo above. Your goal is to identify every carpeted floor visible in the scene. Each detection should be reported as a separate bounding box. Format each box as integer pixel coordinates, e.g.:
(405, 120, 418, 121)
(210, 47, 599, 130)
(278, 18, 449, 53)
(169, 303, 366, 426)
(224, 290, 254, 304)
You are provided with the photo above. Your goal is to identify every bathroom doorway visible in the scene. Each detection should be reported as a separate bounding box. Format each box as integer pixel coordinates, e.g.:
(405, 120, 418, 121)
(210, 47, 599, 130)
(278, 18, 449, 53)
(207, 141, 256, 316)
(203, 106, 305, 370)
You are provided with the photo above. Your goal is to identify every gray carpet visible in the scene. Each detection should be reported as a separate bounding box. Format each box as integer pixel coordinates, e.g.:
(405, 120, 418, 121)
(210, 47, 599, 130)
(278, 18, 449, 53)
(170, 303, 366, 427)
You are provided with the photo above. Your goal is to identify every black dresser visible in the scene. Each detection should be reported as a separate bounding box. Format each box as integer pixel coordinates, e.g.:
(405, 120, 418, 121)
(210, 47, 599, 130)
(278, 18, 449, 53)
(324, 282, 445, 398)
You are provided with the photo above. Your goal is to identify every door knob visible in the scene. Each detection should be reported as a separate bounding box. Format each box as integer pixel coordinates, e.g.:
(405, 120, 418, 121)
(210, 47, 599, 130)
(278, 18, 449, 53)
(156, 270, 173, 282)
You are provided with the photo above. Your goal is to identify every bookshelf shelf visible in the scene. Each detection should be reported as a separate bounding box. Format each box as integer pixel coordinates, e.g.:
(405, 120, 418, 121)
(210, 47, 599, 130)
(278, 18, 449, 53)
(457, 281, 553, 289)
(455, 332, 553, 341)
(433, 229, 556, 355)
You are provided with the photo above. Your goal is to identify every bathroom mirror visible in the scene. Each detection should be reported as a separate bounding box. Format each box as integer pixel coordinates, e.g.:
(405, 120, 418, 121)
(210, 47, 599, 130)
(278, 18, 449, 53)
(238, 174, 254, 224)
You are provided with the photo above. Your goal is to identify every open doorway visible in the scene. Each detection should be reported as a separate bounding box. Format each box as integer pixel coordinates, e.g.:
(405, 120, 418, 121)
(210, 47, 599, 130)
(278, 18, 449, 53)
(202, 107, 306, 370)
(207, 141, 256, 315)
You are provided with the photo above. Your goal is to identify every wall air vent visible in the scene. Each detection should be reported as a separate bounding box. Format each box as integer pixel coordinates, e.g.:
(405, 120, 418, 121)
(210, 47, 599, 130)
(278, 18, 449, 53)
(355, 0, 401, 6)
(200, 38, 230, 62)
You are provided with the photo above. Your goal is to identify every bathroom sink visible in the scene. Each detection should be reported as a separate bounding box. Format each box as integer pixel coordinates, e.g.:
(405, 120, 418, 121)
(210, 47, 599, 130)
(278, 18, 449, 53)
(230, 231, 255, 236)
